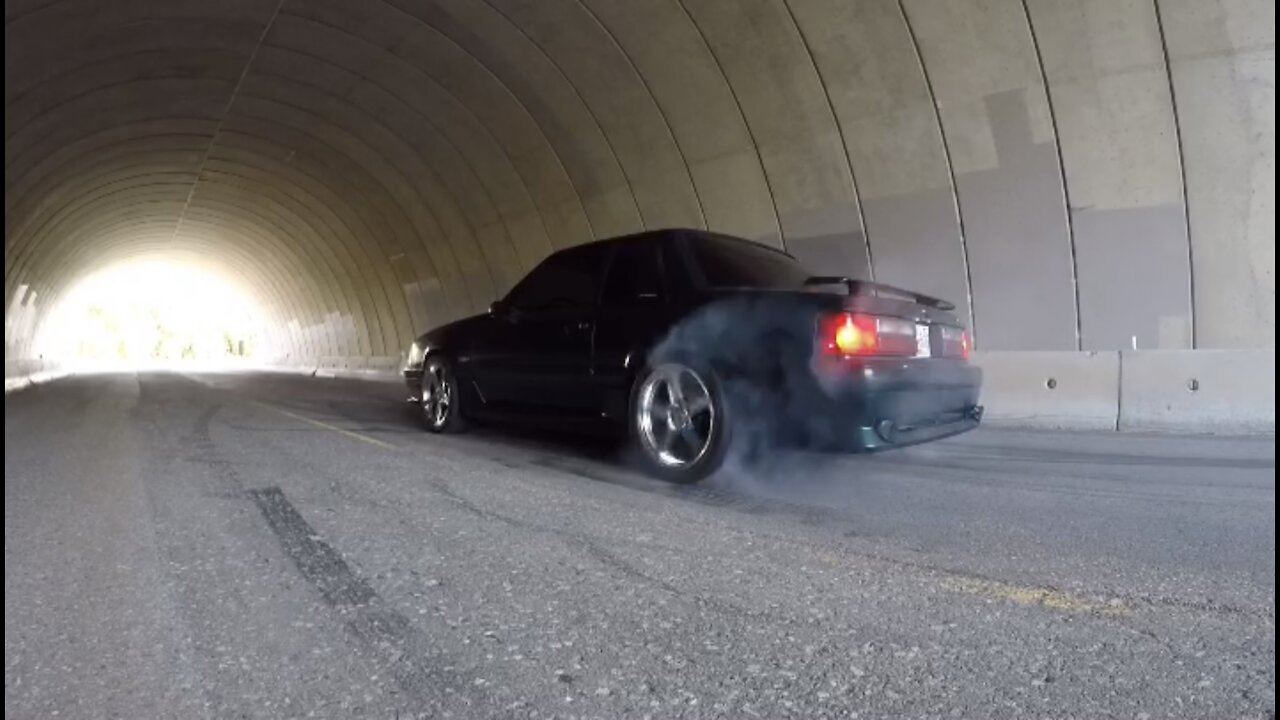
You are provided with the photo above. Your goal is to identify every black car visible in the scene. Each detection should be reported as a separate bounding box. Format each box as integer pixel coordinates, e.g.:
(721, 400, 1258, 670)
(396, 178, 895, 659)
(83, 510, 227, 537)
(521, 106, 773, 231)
(403, 229, 982, 483)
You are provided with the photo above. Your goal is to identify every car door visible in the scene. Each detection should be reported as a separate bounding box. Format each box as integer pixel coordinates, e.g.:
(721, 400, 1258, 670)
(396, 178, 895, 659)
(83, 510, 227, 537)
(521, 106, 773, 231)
(590, 238, 677, 422)
(468, 243, 611, 416)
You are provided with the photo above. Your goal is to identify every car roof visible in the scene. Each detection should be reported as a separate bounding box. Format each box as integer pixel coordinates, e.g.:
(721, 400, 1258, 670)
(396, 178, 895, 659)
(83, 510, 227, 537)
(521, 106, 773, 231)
(547, 227, 799, 261)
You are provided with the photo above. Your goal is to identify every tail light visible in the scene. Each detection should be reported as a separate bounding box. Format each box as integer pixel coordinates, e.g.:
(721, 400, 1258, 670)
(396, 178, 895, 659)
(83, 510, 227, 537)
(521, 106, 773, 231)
(939, 325, 970, 359)
(818, 313, 972, 360)
(817, 312, 917, 357)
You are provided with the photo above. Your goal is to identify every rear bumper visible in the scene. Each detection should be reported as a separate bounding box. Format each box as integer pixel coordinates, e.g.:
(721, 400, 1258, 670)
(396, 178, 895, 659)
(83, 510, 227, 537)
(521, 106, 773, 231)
(851, 405, 983, 451)
(788, 357, 983, 451)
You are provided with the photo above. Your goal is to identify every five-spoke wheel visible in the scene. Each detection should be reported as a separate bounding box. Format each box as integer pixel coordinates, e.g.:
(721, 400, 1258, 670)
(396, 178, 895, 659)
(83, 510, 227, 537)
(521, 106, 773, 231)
(420, 357, 466, 433)
(632, 362, 728, 482)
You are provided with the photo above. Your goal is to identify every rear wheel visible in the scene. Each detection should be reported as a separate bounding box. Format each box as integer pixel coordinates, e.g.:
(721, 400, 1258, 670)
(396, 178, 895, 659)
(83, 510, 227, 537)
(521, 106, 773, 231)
(420, 357, 467, 433)
(630, 362, 729, 483)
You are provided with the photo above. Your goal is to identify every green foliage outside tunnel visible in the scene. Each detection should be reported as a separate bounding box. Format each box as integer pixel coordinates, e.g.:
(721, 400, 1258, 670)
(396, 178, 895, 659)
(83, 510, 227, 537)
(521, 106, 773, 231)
(70, 302, 258, 362)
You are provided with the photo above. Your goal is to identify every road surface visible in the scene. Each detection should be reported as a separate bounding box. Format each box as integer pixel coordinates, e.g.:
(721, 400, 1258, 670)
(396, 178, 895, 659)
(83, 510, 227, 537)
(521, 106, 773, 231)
(5, 371, 1274, 719)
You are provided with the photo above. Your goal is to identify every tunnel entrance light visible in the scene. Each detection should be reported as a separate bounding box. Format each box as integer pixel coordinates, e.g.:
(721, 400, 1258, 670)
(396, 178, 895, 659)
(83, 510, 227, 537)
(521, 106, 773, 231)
(34, 261, 268, 371)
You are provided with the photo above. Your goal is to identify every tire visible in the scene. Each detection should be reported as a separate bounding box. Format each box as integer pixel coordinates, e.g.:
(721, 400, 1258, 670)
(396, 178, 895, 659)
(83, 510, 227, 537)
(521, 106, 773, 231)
(629, 361, 731, 483)
(420, 356, 468, 434)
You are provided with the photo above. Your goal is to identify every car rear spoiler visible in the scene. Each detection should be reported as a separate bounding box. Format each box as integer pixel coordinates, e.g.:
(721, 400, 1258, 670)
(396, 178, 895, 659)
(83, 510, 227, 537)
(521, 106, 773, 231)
(804, 276, 956, 311)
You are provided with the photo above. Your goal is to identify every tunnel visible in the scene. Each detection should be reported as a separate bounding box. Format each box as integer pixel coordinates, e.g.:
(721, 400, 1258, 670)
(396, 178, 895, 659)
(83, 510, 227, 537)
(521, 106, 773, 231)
(4, 1, 1276, 718)
(7, 0, 1273, 402)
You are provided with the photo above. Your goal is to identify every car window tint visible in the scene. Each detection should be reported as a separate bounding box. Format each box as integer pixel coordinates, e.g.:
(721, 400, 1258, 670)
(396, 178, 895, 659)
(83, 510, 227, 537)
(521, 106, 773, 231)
(507, 245, 608, 311)
(602, 242, 664, 308)
(690, 234, 811, 289)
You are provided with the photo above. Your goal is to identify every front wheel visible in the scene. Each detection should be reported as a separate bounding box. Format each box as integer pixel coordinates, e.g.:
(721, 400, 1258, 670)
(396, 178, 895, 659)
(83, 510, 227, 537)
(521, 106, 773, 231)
(420, 357, 467, 433)
(630, 362, 730, 483)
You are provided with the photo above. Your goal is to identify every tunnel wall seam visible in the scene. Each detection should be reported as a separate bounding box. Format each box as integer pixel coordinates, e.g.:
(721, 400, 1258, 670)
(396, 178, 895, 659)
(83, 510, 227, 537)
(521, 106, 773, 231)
(1151, 0, 1198, 348)
(896, 0, 977, 341)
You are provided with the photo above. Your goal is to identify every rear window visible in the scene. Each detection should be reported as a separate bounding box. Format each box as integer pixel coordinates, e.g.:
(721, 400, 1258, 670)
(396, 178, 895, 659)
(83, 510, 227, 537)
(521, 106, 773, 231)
(688, 234, 811, 289)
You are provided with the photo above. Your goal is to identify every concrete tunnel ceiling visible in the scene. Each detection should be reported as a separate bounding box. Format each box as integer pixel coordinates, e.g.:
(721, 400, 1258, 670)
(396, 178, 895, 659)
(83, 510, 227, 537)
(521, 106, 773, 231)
(4, 0, 1274, 371)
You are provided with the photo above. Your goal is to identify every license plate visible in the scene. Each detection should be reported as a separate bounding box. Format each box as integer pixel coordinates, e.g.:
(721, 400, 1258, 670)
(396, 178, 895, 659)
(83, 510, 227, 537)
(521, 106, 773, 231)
(915, 324, 932, 357)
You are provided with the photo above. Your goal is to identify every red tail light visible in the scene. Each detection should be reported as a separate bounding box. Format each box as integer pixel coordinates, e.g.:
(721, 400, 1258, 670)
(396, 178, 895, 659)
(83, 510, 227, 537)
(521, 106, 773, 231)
(938, 325, 970, 360)
(817, 312, 917, 357)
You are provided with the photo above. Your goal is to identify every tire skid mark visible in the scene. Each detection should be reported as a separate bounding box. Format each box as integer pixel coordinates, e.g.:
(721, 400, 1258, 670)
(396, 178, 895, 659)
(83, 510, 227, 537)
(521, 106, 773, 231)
(249, 486, 495, 715)
(165, 383, 491, 714)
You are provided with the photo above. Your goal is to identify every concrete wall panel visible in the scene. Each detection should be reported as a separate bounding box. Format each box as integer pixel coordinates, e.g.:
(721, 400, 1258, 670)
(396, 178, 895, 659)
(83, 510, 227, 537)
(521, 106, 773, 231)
(904, 0, 1077, 351)
(785, 0, 971, 322)
(682, 0, 865, 256)
(579, 0, 779, 241)
(1159, 0, 1275, 349)
(1026, 0, 1193, 351)
(484, 0, 706, 229)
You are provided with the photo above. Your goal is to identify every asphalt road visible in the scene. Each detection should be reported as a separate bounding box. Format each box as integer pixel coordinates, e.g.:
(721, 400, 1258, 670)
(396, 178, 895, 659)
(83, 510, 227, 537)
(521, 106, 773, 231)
(5, 371, 1274, 719)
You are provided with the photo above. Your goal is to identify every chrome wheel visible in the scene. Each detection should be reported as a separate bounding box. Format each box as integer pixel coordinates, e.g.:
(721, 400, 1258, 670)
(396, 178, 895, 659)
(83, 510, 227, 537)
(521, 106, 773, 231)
(636, 363, 716, 468)
(421, 363, 452, 429)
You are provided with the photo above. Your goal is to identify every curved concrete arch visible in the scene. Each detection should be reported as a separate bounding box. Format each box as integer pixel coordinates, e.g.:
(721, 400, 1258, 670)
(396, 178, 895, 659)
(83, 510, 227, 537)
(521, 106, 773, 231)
(196, 168, 382, 352)
(678, 0, 869, 262)
(6, 119, 219, 210)
(578, 0, 781, 242)
(231, 73, 510, 300)
(218, 99, 436, 347)
(4, 0, 1273, 383)
(480, 0, 707, 228)
(782, 0, 971, 328)
(341, 0, 599, 247)
(24, 238, 299, 359)
(209, 136, 471, 326)
(22, 195, 326, 350)
(200, 161, 410, 347)
(6, 129, 209, 222)
(182, 197, 357, 349)
(253, 18, 536, 284)
(26, 225, 304, 358)
(41, 222, 321, 360)
(207, 125, 413, 353)
(12, 195, 188, 284)
(266, 8, 559, 263)
(383, 0, 646, 235)
(10, 144, 383, 358)
(174, 216, 336, 359)
(902, 0, 1078, 351)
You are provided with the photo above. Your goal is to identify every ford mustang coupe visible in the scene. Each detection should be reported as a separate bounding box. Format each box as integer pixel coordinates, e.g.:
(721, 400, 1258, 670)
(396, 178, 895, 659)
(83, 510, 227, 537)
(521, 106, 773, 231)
(404, 229, 982, 483)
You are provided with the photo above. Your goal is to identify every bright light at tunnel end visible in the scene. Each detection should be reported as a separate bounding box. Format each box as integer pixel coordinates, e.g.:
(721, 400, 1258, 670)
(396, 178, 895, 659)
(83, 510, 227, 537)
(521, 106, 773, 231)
(34, 261, 272, 373)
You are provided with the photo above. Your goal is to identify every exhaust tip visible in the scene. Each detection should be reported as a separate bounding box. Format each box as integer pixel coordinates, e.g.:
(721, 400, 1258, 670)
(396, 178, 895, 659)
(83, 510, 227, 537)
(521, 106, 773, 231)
(875, 419, 896, 442)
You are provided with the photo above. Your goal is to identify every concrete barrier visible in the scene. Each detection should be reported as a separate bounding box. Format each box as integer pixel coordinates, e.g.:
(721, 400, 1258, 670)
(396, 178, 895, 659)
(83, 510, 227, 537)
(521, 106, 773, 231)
(366, 355, 400, 371)
(1120, 350, 1274, 434)
(973, 349, 1275, 434)
(972, 351, 1121, 430)
(4, 358, 65, 393)
(311, 355, 401, 381)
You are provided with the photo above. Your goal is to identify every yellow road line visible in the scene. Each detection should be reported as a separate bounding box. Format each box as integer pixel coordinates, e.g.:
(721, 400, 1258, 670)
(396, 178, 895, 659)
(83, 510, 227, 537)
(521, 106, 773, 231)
(941, 577, 1129, 617)
(255, 402, 397, 450)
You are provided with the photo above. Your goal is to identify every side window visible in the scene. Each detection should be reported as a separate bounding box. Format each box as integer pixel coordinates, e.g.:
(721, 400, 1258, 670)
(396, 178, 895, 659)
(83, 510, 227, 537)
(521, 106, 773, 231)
(506, 245, 609, 312)
(602, 242, 664, 308)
